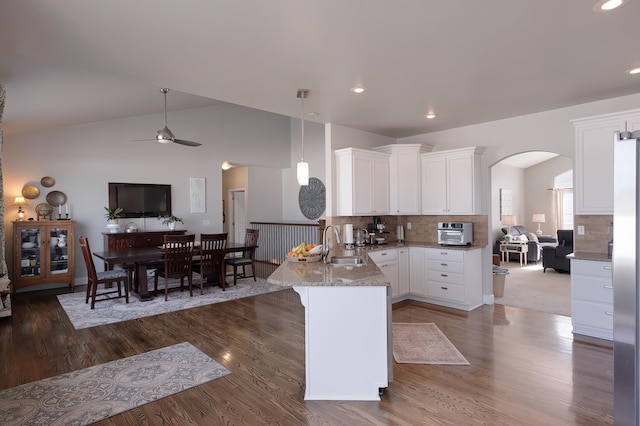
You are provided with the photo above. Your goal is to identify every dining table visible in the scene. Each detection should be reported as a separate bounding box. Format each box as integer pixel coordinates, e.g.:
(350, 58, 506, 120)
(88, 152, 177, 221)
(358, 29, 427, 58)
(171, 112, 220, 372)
(93, 242, 252, 301)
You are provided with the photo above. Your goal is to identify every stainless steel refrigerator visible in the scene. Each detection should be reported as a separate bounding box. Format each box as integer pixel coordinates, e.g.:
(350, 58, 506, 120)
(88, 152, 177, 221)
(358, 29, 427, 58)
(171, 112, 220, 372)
(613, 129, 640, 425)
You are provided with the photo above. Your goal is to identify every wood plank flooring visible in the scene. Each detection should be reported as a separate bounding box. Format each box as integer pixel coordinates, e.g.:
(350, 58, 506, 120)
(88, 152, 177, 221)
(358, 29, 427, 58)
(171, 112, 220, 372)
(0, 285, 613, 425)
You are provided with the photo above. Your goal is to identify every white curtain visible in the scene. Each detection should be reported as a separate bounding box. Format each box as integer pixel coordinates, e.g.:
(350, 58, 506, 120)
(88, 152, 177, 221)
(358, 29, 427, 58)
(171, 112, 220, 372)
(552, 188, 565, 231)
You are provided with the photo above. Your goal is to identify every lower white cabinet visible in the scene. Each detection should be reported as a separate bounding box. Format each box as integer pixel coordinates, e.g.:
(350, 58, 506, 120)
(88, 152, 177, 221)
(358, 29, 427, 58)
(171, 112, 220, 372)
(397, 247, 410, 297)
(571, 259, 613, 340)
(368, 249, 399, 298)
(409, 247, 427, 296)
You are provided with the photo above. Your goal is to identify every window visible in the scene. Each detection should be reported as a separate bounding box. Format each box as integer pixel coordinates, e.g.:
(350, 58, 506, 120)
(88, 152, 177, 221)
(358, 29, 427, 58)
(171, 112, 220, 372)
(554, 171, 573, 230)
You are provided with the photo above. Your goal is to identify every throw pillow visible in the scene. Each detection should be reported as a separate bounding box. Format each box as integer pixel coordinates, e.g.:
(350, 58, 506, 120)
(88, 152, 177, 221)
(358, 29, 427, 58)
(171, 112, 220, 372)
(518, 234, 528, 242)
(528, 233, 539, 243)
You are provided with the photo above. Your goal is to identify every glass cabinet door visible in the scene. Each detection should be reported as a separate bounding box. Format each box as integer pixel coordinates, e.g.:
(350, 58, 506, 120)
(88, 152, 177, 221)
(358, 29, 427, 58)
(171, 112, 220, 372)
(49, 227, 69, 275)
(19, 227, 41, 278)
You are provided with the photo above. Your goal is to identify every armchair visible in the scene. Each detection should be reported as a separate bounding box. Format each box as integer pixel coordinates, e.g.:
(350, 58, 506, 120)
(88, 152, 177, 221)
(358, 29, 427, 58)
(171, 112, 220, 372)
(542, 230, 573, 273)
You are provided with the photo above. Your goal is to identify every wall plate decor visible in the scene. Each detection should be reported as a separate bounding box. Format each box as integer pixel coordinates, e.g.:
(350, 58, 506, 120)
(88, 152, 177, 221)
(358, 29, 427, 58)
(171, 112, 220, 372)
(40, 176, 55, 187)
(35, 203, 53, 220)
(22, 185, 40, 199)
(46, 190, 67, 207)
(298, 177, 326, 220)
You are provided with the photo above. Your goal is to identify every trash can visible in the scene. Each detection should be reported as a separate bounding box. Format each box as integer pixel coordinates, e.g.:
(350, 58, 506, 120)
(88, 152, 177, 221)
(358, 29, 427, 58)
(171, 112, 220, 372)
(493, 265, 509, 297)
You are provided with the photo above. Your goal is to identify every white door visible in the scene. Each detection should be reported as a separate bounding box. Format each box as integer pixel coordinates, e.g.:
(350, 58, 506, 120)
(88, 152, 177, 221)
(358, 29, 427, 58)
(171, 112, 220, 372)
(230, 189, 247, 244)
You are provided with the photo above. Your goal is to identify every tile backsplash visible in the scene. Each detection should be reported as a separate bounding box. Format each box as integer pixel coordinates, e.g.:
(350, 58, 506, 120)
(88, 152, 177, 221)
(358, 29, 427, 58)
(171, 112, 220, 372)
(574, 214, 612, 255)
(326, 214, 488, 247)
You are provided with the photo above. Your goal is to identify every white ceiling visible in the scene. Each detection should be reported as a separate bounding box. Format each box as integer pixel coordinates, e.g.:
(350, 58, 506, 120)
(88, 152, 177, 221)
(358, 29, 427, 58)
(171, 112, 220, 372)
(1, 1, 639, 138)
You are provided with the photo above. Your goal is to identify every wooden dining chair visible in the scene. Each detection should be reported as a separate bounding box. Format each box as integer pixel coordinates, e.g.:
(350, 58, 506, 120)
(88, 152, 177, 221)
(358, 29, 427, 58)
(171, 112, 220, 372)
(225, 228, 259, 285)
(79, 236, 129, 309)
(192, 233, 228, 293)
(154, 234, 195, 301)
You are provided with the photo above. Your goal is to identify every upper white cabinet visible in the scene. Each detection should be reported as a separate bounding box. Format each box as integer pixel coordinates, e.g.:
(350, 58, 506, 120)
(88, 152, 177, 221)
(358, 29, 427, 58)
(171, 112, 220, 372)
(573, 109, 640, 215)
(335, 148, 390, 216)
(420, 147, 484, 215)
(373, 144, 432, 215)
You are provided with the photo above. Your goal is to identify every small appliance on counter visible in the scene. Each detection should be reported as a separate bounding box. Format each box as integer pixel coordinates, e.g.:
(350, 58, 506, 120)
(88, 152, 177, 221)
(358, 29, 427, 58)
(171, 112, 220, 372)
(397, 225, 404, 242)
(437, 222, 473, 245)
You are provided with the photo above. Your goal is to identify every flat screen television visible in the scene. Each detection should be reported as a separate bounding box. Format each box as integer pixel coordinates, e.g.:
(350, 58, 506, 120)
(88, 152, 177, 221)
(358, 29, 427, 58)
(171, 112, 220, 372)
(108, 182, 172, 218)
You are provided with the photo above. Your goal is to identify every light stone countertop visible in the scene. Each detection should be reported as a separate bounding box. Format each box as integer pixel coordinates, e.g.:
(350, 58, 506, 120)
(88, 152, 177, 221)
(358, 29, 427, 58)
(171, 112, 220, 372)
(267, 242, 483, 287)
(567, 251, 612, 262)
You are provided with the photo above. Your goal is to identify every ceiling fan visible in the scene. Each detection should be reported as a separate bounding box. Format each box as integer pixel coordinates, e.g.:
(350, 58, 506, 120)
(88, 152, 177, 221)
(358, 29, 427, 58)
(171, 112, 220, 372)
(134, 88, 201, 147)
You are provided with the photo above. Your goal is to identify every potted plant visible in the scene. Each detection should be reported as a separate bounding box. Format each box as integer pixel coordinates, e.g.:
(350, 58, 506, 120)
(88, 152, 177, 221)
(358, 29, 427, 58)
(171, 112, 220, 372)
(104, 207, 123, 233)
(159, 214, 183, 230)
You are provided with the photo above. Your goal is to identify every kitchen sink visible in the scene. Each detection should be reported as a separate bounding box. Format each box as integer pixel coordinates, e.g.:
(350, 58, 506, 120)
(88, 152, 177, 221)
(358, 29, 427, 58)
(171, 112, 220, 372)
(330, 256, 366, 266)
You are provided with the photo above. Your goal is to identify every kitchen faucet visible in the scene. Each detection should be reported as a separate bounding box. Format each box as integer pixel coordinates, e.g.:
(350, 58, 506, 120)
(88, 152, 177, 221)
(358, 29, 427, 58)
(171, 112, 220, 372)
(322, 225, 341, 263)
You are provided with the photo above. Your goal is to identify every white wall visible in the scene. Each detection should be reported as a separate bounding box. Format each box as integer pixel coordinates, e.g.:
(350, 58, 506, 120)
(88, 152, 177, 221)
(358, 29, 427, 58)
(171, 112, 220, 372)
(491, 163, 524, 241)
(5, 103, 291, 284)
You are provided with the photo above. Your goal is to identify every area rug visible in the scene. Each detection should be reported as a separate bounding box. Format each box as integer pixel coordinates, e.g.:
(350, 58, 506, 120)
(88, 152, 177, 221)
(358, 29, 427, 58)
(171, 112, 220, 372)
(58, 276, 284, 329)
(0, 342, 231, 426)
(392, 322, 469, 365)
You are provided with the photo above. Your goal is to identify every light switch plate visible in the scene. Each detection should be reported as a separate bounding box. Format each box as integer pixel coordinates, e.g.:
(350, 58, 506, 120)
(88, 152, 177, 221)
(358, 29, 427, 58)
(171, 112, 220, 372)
(578, 225, 585, 235)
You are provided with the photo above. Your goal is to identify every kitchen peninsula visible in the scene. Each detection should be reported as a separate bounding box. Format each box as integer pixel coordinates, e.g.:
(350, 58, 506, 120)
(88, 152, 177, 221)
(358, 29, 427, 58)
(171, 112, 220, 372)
(268, 248, 392, 401)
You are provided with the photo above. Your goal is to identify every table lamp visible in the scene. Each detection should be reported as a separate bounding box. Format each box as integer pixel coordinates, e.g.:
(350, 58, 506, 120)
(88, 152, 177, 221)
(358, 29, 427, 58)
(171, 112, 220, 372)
(532, 213, 546, 236)
(501, 215, 517, 241)
(12, 196, 27, 221)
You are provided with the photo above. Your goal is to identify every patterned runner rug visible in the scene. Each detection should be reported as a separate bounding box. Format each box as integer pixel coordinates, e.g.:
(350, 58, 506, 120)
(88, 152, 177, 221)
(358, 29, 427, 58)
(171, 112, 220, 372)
(392, 322, 470, 365)
(0, 342, 231, 426)
(58, 276, 284, 329)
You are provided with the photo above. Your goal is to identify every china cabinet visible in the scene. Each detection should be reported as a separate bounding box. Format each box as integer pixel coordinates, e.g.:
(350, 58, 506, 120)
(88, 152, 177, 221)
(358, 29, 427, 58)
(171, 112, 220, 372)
(12, 220, 75, 292)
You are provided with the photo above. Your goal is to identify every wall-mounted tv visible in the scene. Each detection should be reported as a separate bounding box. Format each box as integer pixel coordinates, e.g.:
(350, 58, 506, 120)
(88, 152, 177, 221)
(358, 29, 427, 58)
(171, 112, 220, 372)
(108, 182, 172, 218)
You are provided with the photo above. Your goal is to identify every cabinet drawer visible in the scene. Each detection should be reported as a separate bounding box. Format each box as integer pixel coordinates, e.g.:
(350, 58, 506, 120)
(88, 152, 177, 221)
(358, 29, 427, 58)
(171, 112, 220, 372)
(426, 269, 464, 285)
(572, 259, 612, 278)
(427, 281, 465, 303)
(573, 276, 613, 304)
(368, 249, 398, 263)
(426, 248, 464, 262)
(573, 300, 614, 331)
(426, 259, 464, 274)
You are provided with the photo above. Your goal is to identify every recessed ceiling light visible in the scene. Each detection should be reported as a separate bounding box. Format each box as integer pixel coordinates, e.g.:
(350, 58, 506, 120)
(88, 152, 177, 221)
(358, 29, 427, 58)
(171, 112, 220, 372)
(628, 67, 640, 75)
(425, 113, 436, 119)
(307, 111, 319, 117)
(221, 161, 232, 170)
(350, 86, 367, 94)
(593, 0, 628, 11)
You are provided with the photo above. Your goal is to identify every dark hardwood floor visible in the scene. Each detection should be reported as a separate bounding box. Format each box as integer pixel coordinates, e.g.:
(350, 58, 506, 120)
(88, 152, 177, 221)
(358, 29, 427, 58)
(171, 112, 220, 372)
(0, 281, 613, 425)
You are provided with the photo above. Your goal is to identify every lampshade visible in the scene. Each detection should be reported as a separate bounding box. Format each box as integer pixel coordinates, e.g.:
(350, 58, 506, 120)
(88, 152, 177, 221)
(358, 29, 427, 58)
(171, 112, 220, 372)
(532, 213, 546, 223)
(501, 215, 517, 226)
(297, 161, 309, 186)
(12, 196, 27, 221)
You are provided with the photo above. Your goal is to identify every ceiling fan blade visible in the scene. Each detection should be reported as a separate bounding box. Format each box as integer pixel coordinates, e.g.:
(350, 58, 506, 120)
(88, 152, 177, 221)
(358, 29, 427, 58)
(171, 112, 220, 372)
(173, 138, 201, 147)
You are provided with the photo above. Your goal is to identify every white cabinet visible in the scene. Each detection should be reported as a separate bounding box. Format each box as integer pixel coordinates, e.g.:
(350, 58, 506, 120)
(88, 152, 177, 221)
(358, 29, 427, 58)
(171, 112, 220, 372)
(573, 109, 640, 214)
(409, 247, 427, 296)
(421, 247, 482, 311)
(335, 148, 390, 216)
(373, 144, 432, 214)
(420, 147, 484, 215)
(397, 247, 410, 297)
(571, 259, 613, 340)
(368, 249, 399, 298)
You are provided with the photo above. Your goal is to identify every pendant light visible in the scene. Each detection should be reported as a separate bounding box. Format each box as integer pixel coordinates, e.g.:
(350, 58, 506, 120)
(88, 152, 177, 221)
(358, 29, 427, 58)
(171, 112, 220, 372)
(297, 89, 309, 186)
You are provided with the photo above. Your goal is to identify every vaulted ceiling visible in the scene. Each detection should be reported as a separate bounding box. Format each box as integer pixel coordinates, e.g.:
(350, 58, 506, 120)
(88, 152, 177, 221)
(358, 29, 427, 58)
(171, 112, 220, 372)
(1, 1, 639, 137)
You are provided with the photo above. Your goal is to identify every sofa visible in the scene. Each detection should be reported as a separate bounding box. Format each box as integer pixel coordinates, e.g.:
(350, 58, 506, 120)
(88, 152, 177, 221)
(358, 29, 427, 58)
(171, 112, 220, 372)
(494, 225, 557, 263)
(542, 230, 573, 273)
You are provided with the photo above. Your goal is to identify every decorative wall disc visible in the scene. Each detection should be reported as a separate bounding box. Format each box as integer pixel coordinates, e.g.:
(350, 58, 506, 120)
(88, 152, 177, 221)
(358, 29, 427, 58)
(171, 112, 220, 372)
(40, 176, 55, 187)
(46, 190, 67, 207)
(35, 203, 53, 219)
(298, 177, 326, 220)
(22, 185, 40, 199)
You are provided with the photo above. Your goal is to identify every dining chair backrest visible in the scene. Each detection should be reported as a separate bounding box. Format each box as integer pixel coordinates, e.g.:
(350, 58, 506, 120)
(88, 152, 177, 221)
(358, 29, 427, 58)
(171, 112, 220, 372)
(163, 234, 196, 276)
(243, 229, 259, 258)
(79, 236, 97, 281)
(200, 233, 228, 274)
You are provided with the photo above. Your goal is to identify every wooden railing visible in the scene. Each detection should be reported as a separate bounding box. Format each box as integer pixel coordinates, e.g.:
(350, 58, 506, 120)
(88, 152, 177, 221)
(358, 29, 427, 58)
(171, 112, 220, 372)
(250, 221, 320, 265)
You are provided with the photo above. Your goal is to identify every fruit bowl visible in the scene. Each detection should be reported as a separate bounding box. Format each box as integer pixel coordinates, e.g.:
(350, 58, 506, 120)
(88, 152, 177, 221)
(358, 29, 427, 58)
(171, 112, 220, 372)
(287, 255, 321, 263)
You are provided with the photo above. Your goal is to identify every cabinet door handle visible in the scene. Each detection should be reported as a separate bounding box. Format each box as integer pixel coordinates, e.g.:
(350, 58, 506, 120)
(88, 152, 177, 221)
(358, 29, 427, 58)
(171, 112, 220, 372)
(605, 311, 614, 316)
(604, 266, 612, 271)
(440, 286, 448, 290)
(440, 252, 448, 256)
(440, 274, 448, 278)
(440, 263, 448, 267)
(604, 285, 613, 289)
(380, 253, 387, 256)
